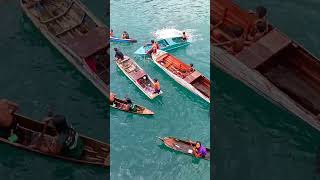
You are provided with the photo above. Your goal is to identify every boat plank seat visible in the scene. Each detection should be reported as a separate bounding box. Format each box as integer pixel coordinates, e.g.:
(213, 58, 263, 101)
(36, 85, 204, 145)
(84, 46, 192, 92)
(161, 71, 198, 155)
(184, 71, 201, 84)
(130, 70, 145, 80)
(125, 64, 136, 73)
(55, 13, 86, 37)
(236, 29, 291, 69)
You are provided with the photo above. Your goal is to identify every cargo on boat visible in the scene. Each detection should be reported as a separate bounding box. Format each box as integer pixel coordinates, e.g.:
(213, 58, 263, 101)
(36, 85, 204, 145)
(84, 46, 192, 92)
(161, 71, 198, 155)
(21, 0, 109, 97)
(212, 0, 320, 130)
(152, 50, 210, 103)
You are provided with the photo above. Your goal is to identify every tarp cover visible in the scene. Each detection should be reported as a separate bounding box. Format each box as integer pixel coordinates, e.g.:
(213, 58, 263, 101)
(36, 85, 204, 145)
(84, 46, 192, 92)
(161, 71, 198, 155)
(68, 27, 108, 58)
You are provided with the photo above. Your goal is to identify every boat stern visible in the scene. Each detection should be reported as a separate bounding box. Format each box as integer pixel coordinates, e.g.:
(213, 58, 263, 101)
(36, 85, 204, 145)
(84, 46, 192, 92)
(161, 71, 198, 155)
(134, 46, 147, 55)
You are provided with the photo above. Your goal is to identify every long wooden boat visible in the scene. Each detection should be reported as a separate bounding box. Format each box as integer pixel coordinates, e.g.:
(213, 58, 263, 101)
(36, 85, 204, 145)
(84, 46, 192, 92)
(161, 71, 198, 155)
(158, 137, 210, 160)
(110, 36, 137, 43)
(134, 37, 190, 55)
(212, 0, 320, 130)
(151, 50, 210, 103)
(115, 56, 162, 99)
(110, 94, 154, 115)
(21, 0, 109, 97)
(0, 114, 109, 167)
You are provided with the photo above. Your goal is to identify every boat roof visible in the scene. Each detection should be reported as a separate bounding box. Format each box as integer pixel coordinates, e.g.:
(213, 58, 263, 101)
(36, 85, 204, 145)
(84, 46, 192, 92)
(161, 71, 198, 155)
(68, 27, 108, 58)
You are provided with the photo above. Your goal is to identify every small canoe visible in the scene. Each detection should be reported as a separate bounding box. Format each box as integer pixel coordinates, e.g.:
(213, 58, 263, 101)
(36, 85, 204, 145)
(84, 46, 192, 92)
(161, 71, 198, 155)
(151, 50, 210, 103)
(134, 37, 190, 55)
(110, 96, 154, 115)
(1, 114, 109, 167)
(158, 137, 210, 160)
(110, 36, 137, 43)
(115, 56, 162, 99)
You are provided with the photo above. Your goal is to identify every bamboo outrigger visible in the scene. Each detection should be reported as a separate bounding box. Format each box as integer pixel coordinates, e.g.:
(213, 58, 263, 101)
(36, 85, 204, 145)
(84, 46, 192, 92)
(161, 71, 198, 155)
(212, 0, 320, 130)
(21, 0, 109, 97)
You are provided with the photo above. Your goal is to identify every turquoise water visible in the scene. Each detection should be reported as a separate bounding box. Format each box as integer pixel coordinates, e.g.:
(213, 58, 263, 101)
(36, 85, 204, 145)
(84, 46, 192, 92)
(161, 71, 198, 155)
(110, 0, 210, 179)
(214, 0, 320, 179)
(0, 1, 108, 179)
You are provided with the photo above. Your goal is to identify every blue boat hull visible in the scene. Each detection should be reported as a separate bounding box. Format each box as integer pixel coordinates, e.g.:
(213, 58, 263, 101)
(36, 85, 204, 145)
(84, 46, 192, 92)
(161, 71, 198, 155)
(134, 37, 190, 55)
(110, 36, 137, 43)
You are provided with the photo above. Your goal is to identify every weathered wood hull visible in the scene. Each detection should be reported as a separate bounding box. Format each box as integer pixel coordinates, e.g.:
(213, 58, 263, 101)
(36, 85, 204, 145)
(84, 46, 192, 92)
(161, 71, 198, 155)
(212, 46, 320, 130)
(20, 0, 109, 97)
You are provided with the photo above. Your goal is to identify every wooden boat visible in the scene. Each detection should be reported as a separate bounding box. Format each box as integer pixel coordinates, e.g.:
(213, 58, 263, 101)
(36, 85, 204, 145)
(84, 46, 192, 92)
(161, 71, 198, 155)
(110, 36, 137, 43)
(212, 0, 320, 130)
(158, 137, 210, 160)
(0, 113, 109, 167)
(115, 56, 162, 99)
(134, 37, 190, 55)
(110, 94, 154, 115)
(151, 50, 210, 103)
(21, 0, 109, 97)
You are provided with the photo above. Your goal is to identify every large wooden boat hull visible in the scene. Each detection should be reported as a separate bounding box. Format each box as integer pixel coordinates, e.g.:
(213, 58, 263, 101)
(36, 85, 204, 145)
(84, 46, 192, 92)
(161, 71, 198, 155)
(212, 0, 320, 131)
(115, 56, 162, 99)
(158, 136, 210, 160)
(152, 50, 210, 103)
(20, 0, 109, 97)
(134, 37, 190, 55)
(0, 114, 109, 167)
(110, 96, 154, 115)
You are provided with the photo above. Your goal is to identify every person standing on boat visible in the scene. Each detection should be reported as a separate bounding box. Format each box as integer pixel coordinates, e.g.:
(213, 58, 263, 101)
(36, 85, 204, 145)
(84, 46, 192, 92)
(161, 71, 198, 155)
(146, 40, 160, 55)
(114, 48, 124, 60)
(153, 79, 161, 94)
(182, 32, 188, 41)
(0, 99, 18, 139)
(192, 141, 207, 158)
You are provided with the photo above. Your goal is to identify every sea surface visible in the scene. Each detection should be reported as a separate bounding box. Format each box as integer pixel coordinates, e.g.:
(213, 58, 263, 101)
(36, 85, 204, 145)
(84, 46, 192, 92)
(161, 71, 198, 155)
(0, 1, 108, 179)
(110, 0, 210, 179)
(214, 0, 320, 179)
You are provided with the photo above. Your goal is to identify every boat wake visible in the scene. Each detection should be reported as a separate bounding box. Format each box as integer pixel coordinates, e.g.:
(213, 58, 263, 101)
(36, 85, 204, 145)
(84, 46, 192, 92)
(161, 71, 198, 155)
(153, 27, 200, 42)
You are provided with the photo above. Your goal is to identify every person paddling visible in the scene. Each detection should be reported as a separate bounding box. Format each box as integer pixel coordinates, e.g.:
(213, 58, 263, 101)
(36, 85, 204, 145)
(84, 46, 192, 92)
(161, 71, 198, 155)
(192, 141, 207, 158)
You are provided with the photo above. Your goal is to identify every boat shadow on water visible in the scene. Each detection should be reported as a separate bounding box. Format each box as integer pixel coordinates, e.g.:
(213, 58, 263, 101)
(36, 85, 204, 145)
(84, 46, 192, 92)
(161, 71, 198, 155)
(157, 144, 203, 164)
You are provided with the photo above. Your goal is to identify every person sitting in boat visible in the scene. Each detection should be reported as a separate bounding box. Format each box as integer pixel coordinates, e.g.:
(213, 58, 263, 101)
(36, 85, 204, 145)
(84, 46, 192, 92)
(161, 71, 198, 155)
(31, 115, 84, 159)
(248, 21, 267, 41)
(146, 40, 160, 55)
(214, 26, 251, 54)
(124, 98, 135, 111)
(192, 141, 207, 158)
(0, 99, 19, 140)
(182, 32, 188, 41)
(250, 6, 268, 36)
(153, 79, 161, 94)
(110, 92, 116, 106)
(110, 29, 114, 37)
(121, 31, 130, 39)
(114, 48, 124, 60)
